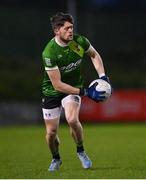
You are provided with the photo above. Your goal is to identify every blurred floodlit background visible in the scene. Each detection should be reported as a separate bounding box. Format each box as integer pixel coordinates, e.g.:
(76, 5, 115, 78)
(0, 0, 146, 125)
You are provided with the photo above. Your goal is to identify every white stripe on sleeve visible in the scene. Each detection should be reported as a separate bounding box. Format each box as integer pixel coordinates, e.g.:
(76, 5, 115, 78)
(85, 44, 94, 53)
(45, 66, 59, 71)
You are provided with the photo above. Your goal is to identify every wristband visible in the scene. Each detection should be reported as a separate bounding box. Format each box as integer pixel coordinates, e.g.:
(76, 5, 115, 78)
(79, 88, 85, 96)
(99, 73, 105, 78)
(100, 75, 110, 83)
(79, 88, 88, 96)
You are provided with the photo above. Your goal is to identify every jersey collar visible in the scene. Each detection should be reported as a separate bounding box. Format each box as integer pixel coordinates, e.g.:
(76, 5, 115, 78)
(54, 37, 68, 47)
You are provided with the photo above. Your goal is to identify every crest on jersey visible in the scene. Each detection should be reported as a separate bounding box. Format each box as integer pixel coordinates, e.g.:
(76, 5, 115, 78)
(57, 54, 62, 59)
(68, 41, 84, 57)
(45, 58, 52, 66)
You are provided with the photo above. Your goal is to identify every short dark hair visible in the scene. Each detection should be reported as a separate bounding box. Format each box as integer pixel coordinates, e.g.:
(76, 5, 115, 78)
(50, 12, 74, 31)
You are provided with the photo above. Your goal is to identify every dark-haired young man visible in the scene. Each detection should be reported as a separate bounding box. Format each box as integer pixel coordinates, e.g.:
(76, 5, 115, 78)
(41, 12, 110, 171)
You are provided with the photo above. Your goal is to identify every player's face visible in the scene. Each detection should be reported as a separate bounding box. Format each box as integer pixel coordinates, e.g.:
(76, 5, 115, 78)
(56, 21, 73, 43)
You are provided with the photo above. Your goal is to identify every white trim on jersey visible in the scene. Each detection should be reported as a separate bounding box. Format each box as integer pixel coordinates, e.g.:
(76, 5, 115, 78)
(55, 37, 68, 47)
(45, 66, 59, 71)
(85, 44, 93, 53)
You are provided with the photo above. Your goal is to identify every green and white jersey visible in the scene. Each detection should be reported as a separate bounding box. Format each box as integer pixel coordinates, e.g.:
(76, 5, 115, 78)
(42, 34, 90, 96)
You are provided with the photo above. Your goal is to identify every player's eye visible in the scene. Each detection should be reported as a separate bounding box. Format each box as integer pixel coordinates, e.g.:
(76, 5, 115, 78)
(65, 26, 73, 31)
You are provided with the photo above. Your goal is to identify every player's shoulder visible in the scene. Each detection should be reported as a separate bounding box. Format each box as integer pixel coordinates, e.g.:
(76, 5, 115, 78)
(73, 34, 90, 50)
(74, 34, 89, 43)
(42, 38, 56, 58)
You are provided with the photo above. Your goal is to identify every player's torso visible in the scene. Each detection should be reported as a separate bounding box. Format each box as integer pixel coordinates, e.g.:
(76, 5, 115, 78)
(42, 35, 88, 96)
(51, 38, 84, 75)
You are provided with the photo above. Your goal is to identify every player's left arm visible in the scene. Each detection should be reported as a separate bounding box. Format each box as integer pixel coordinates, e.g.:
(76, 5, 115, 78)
(86, 45, 110, 83)
(86, 45, 105, 77)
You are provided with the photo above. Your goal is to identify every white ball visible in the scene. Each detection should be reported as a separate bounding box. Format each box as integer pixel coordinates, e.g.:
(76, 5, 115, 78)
(89, 79, 112, 99)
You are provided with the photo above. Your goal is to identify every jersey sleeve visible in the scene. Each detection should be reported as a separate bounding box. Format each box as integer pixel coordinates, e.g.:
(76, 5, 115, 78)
(42, 49, 58, 71)
(76, 35, 91, 52)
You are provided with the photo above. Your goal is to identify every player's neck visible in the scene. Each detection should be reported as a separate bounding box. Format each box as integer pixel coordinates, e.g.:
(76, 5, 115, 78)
(55, 36, 68, 47)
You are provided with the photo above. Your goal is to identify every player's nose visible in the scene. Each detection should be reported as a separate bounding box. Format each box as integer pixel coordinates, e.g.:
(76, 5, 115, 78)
(68, 27, 73, 32)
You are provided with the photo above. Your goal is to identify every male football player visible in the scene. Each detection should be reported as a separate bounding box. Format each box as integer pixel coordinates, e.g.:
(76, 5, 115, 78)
(41, 12, 111, 171)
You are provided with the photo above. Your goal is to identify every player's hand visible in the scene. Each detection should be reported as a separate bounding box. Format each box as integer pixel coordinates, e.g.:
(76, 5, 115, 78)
(86, 82, 106, 102)
(100, 75, 110, 84)
(79, 83, 106, 102)
(100, 75, 113, 94)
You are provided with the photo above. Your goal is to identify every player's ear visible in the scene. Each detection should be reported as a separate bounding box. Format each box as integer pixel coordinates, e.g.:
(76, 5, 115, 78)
(54, 27, 60, 35)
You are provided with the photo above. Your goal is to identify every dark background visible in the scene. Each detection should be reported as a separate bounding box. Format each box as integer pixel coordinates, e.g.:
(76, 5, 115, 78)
(0, 0, 146, 124)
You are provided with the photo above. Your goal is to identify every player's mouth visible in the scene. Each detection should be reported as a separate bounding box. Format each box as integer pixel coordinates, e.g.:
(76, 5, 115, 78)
(68, 34, 73, 39)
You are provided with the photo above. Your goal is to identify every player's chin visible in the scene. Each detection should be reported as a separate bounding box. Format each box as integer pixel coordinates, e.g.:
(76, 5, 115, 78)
(68, 35, 73, 41)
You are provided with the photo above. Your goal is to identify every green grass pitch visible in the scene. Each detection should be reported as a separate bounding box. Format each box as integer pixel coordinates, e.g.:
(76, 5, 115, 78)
(0, 123, 146, 179)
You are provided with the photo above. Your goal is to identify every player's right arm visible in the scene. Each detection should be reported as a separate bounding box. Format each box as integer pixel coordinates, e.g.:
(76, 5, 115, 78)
(46, 68, 80, 95)
(46, 69, 105, 101)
